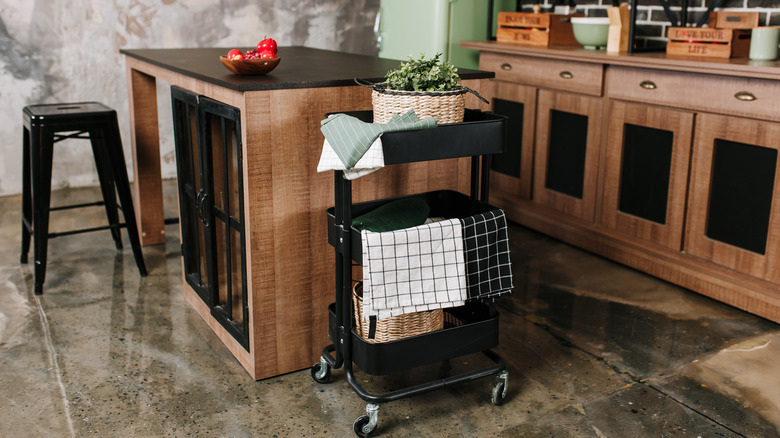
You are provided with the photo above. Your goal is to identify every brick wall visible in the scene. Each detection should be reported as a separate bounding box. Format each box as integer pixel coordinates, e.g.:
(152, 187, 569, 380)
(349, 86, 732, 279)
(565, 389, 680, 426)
(521, 0, 780, 48)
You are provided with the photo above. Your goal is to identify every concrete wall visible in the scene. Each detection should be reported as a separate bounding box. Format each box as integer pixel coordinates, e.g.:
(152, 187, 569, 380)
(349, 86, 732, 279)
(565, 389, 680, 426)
(0, 0, 379, 196)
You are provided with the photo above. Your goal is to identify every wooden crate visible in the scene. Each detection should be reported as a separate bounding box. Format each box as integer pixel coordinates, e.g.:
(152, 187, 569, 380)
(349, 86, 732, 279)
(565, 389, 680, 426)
(666, 27, 751, 58)
(707, 11, 760, 29)
(497, 12, 582, 47)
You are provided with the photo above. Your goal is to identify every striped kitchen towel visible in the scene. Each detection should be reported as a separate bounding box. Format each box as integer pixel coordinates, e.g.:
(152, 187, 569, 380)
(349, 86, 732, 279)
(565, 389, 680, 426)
(318, 109, 437, 172)
(317, 136, 385, 180)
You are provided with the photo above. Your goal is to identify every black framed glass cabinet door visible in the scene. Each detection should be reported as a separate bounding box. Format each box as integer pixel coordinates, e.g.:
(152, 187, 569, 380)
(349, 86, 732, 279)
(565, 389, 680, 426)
(171, 87, 249, 350)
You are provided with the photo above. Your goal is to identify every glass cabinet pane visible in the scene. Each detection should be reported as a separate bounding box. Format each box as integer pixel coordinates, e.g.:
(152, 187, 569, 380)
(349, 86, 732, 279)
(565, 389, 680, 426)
(210, 117, 226, 213)
(215, 217, 229, 308)
(227, 119, 241, 222)
(230, 227, 245, 326)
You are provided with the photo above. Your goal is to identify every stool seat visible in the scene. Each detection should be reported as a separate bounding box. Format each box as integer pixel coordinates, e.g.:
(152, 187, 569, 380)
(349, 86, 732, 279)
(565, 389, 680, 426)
(25, 101, 114, 118)
(21, 102, 147, 294)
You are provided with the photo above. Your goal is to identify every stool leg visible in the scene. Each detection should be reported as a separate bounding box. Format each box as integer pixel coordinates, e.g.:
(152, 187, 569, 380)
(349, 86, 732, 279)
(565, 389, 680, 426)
(21, 127, 32, 264)
(105, 116, 147, 276)
(90, 129, 123, 249)
(31, 127, 54, 294)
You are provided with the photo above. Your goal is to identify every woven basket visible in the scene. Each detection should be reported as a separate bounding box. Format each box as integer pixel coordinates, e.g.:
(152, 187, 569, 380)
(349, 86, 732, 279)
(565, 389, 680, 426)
(356, 78, 488, 124)
(352, 282, 444, 343)
(371, 87, 467, 124)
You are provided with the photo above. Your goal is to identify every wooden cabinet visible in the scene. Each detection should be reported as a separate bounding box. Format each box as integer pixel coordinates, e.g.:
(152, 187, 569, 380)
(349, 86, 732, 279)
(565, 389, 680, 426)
(482, 53, 603, 220)
(488, 81, 536, 199)
(600, 101, 693, 250)
(171, 87, 249, 349)
(464, 41, 780, 324)
(481, 51, 604, 96)
(533, 89, 602, 222)
(686, 113, 780, 282)
(605, 66, 780, 123)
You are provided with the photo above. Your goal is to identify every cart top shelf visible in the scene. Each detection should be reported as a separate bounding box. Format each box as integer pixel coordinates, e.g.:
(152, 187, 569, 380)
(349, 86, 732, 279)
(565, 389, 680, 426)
(337, 109, 507, 165)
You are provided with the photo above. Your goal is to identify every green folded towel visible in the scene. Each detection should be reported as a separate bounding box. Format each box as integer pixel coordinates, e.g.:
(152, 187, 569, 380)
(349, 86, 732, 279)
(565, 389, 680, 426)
(352, 197, 430, 232)
(320, 110, 437, 169)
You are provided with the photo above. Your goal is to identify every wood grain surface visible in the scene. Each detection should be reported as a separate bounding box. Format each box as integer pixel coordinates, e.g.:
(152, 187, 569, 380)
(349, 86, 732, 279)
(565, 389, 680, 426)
(599, 100, 693, 250)
(685, 113, 780, 283)
(533, 89, 603, 222)
(471, 43, 780, 324)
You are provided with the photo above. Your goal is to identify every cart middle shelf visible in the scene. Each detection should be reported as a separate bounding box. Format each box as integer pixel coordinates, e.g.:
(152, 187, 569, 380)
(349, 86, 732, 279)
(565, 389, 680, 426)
(326, 189, 504, 376)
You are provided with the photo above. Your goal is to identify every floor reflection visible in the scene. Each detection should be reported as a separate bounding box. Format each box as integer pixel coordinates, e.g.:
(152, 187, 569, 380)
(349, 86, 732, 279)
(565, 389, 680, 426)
(0, 181, 779, 437)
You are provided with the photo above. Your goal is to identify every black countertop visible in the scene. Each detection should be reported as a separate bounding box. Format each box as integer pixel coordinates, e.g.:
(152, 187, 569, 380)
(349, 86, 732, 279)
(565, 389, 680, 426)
(121, 46, 494, 92)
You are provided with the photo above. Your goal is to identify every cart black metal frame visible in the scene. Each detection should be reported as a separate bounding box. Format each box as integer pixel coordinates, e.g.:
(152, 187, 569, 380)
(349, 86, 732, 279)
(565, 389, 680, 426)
(311, 109, 511, 437)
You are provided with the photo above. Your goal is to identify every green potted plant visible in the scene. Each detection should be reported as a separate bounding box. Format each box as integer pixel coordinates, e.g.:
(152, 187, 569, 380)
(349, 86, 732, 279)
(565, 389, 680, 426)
(384, 52, 460, 92)
(358, 53, 485, 124)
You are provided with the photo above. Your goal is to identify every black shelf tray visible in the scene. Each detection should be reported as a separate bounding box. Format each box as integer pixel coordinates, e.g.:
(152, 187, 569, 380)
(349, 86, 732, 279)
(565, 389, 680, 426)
(328, 302, 499, 376)
(334, 109, 506, 165)
(327, 190, 500, 264)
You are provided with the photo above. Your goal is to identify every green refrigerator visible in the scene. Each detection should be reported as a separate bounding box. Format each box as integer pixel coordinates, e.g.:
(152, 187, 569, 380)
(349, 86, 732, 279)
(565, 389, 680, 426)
(376, 0, 518, 69)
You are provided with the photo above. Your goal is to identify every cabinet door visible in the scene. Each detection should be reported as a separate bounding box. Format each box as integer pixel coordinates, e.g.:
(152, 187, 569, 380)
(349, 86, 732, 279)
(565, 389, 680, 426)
(533, 89, 602, 222)
(600, 101, 694, 250)
(686, 113, 780, 282)
(171, 87, 212, 305)
(489, 81, 536, 199)
(199, 97, 249, 349)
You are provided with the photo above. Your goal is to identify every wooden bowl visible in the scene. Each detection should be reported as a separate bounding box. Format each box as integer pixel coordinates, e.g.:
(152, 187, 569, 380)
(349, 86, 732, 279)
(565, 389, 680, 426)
(219, 56, 281, 75)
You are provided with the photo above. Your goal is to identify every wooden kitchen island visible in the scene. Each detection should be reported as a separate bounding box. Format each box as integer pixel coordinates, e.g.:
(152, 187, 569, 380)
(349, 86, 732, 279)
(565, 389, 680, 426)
(461, 41, 780, 324)
(120, 46, 491, 380)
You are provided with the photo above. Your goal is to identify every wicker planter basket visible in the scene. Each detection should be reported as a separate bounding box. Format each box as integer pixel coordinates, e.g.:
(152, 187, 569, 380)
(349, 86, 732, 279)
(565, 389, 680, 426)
(372, 87, 467, 124)
(357, 79, 487, 124)
(353, 282, 444, 343)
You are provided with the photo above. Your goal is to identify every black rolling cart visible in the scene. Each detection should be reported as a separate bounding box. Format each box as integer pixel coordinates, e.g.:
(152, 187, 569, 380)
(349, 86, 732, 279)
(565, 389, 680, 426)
(311, 109, 510, 437)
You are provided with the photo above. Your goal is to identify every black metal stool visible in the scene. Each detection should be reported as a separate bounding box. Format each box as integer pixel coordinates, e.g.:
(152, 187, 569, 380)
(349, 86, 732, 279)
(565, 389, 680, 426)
(21, 102, 148, 294)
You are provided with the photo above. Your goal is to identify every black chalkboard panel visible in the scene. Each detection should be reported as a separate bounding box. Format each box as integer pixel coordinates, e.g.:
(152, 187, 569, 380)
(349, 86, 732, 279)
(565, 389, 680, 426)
(491, 98, 524, 178)
(618, 123, 674, 224)
(545, 109, 588, 199)
(706, 139, 777, 255)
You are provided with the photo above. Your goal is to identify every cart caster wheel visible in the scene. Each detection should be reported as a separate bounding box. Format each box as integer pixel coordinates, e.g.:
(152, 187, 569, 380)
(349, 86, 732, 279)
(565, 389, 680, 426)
(491, 381, 506, 406)
(353, 415, 375, 437)
(354, 403, 379, 437)
(491, 370, 509, 406)
(310, 361, 331, 384)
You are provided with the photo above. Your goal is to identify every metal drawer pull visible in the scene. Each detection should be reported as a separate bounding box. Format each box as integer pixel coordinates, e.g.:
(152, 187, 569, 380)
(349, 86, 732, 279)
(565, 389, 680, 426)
(639, 80, 657, 89)
(734, 91, 756, 101)
(559, 71, 573, 79)
(501, 63, 512, 71)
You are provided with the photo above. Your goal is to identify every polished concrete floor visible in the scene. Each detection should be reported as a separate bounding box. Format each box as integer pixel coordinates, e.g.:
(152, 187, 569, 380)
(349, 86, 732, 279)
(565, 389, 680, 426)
(1, 181, 780, 437)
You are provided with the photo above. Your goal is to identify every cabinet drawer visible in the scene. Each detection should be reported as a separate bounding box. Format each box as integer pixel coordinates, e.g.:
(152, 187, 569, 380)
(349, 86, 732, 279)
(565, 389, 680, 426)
(480, 51, 604, 96)
(606, 66, 780, 122)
